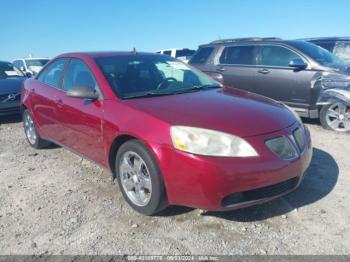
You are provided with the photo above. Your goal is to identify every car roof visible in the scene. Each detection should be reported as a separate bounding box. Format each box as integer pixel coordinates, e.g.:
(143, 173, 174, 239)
(56, 51, 165, 59)
(300, 37, 350, 41)
(0, 60, 11, 64)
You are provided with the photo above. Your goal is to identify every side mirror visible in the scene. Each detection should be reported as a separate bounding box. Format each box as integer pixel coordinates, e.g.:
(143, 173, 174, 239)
(66, 85, 99, 100)
(289, 58, 307, 70)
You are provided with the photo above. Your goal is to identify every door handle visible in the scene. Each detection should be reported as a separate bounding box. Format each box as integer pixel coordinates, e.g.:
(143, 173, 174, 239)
(216, 67, 225, 72)
(56, 99, 64, 109)
(258, 69, 270, 74)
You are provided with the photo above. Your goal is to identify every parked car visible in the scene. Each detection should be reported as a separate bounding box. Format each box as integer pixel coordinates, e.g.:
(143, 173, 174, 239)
(21, 52, 312, 215)
(156, 48, 196, 63)
(303, 37, 350, 63)
(190, 37, 350, 133)
(13, 57, 50, 76)
(0, 61, 26, 116)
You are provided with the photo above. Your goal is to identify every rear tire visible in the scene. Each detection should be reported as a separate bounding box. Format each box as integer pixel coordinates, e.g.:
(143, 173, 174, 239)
(115, 140, 168, 215)
(320, 102, 350, 133)
(23, 109, 51, 149)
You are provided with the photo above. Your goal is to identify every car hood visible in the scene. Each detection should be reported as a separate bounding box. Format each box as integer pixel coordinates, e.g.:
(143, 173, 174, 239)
(0, 77, 25, 95)
(123, 88, 297, 138)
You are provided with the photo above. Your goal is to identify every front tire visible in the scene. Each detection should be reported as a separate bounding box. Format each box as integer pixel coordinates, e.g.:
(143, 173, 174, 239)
(115, 140, 168, 215)
(320, 102, 350, 133)
(23, 109, 51, 149)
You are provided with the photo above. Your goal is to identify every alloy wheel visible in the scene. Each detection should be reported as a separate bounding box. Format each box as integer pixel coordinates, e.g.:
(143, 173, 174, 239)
(119, 151, 152, 207)
(24, 112, 37, 145)
(325, 102, 350, 132)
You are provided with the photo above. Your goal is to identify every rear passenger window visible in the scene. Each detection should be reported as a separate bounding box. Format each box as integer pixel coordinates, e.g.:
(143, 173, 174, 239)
(259, 45, 302, 67)
(190, 47, 214, 64)
(163, 51, 172, 56)
(219, 46, 255, 65)
(37, 59, 66, 89)
(63, 59, 97, 92)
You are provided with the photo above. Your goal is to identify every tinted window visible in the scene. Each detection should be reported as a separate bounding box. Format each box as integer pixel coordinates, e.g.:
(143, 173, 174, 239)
(37, 59, 66, 88)
(259, 45, 301, 67)
(220, 46, 255, 65)
(63, 59, 97, 91)
(190, 47, 214, 64)
(163, 51, 172, 56)
(95, 55, 219, 99)
(175, 49, 195, 58)
(333, 41, 350, 62)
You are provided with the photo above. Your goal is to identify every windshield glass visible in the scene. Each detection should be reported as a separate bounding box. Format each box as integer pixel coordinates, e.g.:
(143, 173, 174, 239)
(25, 59, 50, 68)
(288, 40, 348, 68)
(95, 55, 220, 99)
(0, 62, 24, 79)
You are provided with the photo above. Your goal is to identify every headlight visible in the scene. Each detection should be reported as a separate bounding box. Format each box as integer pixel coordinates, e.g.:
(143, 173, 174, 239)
(170, 126, 258, 157)
(265, 136, 297, 160)
(284, 105, 303, 125)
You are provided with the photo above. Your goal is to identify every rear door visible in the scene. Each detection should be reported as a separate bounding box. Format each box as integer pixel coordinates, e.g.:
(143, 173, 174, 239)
(215, 45, 261, 93)
(58, 58, 105, 164)
(253, 44, 315, 107)
(31, 59, 67, 141)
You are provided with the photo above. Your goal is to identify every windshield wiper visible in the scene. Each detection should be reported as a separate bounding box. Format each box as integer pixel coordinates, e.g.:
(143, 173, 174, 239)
(122, 84, 221, 99)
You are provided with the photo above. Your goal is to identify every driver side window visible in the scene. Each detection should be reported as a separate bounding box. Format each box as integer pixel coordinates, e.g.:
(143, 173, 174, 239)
(63, 59, 97, 92)
(259, 45, 303, 67)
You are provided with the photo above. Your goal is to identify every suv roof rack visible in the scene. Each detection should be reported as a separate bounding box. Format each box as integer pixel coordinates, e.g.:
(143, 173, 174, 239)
(210, 37, 282, 44)
(299, 37, 350, 41)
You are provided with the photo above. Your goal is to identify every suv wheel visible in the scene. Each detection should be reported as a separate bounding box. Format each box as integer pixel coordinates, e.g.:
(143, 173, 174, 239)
(115, 140, 168, 215)
(320, 102, 350, 133)
(23, 109, 51, 148)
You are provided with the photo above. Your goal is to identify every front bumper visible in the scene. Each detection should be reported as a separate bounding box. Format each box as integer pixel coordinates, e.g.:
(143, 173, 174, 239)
(0, 101, 20, 116)
(157, 122, 312, 211)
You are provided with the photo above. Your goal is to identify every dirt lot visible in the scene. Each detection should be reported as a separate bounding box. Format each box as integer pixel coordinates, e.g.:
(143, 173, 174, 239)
(0, 116, 349, 255)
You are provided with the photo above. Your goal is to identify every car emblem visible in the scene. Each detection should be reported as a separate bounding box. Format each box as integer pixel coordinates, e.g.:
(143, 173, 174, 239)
(1, 93, 19, 102)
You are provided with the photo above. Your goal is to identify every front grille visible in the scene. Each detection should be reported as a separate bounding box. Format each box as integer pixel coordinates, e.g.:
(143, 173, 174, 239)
(222, 177, 299, 207)
(0, 93, 20, 102)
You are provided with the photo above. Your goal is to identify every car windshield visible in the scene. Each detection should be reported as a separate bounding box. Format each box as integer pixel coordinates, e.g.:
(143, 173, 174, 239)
(288, 40, 348, 68)
(0, 62, 24, 79)
(25, 59, 50, 68)
(95, 55, 220, 99)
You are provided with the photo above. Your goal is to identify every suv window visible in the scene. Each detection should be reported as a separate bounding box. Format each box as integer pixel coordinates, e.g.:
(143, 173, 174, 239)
(63, 59, 97, 92)
(163, 50, 172, 56)
(219, 46, 255, 65)
(259, 45, 301, 67)
(37, 59, 66, 88)
(190, 47, 214, 64)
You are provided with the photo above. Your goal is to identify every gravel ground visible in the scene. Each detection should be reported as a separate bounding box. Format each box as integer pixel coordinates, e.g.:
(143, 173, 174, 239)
(0, 115, 349, 255)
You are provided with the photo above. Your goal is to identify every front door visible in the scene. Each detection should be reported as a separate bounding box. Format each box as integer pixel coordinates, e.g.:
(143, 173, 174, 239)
(253, 44, 315, 108)
(58, 58, 105, 164)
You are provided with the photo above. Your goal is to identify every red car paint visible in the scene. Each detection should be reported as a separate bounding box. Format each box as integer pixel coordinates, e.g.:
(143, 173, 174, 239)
(21, 52, 312, 211)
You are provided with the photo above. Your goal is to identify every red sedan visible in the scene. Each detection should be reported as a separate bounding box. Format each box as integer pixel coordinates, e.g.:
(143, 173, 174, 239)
(21, 52, 312, 215)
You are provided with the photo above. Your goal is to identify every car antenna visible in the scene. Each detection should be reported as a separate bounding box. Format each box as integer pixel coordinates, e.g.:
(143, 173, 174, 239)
(132, 47, 137, 54)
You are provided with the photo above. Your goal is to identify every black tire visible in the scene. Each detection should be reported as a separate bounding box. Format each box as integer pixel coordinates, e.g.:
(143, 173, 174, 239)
(320, 103, 350, 133)
(115, 139, 168, 215)
(23, 109, 51, 149)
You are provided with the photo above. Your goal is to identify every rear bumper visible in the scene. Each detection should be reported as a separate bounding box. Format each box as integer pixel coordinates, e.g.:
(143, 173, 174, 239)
(156, 122, 312, 211)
